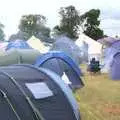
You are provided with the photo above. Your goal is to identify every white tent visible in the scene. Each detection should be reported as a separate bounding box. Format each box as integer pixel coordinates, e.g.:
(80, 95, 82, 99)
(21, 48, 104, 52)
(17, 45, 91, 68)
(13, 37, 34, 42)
(27, 36, 49, 53)
(75, 33, 102, 61)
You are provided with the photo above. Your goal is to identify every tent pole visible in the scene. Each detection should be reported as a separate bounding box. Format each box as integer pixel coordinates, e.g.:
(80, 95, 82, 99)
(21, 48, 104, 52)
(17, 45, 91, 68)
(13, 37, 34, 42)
(0, 89, 21, 120)
(0, 70, 45, 120)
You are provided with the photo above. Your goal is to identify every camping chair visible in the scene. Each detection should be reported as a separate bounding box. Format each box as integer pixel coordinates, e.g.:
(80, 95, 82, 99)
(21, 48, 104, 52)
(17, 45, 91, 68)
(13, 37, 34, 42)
(87, 60, 101, 75)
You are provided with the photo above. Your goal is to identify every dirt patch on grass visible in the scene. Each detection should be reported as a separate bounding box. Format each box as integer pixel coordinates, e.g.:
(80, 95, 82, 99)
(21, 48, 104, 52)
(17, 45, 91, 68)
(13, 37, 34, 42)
(103, 104, 120, 115)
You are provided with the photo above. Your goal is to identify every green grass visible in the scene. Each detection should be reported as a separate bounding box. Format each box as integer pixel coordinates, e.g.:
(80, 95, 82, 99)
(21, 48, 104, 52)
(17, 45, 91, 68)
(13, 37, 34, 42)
(75, 65, 120, 120)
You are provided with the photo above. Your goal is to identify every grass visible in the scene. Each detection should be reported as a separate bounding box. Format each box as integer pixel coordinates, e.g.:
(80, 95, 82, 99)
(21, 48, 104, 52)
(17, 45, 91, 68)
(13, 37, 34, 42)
(75, 65, 120, 120)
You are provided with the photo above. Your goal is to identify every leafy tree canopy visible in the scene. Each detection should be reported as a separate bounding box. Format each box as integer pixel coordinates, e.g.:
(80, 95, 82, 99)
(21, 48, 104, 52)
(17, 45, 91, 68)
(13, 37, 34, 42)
(80, 9, 104, 40)
(18, 14, 51, 42)
(53, 5, 81, 40)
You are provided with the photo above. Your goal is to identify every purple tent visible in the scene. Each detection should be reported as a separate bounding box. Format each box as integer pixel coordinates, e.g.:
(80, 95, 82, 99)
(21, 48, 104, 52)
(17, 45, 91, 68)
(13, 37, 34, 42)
(110, 52, 120, 80)
(104, 41, 120, 80)
(98, 37, 119, 46)
(103, 40, 120, 72)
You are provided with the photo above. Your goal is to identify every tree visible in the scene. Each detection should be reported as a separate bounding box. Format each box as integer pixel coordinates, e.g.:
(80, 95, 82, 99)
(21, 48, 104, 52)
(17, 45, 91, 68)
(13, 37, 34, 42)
(9, 31, 29, 41)
(53, 5, 81, 40)
(18, 14, 51, 41)
(52, 25, 62, 38)
(0, 23, 5, 41)
(80, 9, 104, 40)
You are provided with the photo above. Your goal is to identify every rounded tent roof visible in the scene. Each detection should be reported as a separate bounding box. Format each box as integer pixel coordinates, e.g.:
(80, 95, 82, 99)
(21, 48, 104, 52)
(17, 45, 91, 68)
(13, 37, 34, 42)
(51, 36, 82, 65)
(0, 64, 80, 120)
(35, 51, 84, 88)
(110, 52, 120, 80)
(104, 40, 120, 67)
(6, 39, 31, 51)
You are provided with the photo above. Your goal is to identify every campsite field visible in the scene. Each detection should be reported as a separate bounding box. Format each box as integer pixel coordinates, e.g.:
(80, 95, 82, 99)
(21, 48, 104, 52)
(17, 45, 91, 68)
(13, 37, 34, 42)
(75, 65, 120, 120)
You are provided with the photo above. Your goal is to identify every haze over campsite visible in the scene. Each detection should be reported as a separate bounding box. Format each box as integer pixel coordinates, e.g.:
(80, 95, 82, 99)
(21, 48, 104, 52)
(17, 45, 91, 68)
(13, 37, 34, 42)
(0, 0, 119, 120)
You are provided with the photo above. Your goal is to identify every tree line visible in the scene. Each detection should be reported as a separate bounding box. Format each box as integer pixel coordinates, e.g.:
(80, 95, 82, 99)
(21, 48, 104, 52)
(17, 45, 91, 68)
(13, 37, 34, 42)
(0, 5, 104, 42)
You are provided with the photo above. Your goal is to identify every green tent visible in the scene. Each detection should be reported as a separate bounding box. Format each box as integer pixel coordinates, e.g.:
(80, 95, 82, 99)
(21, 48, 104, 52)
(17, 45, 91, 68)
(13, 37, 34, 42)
(0, 49, 40, 66)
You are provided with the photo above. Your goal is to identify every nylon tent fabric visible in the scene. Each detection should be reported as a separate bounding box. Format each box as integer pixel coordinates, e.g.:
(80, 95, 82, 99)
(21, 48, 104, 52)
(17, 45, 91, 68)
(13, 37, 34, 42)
(6, 39, 31, 51)
(0, 64, 81, 120)
(51, 36, 82, 65)
(35, 51, 84, 89)
(103, 40, 120, 72)
(110, 52, 120, 80)
(98, 37, 119, 47)
(76, 33, 102, 61)
(16, 49, 41, 64)
(27, 36, 49, 53)
(0, 49, 40, 66)
(0, 49, 19, 66)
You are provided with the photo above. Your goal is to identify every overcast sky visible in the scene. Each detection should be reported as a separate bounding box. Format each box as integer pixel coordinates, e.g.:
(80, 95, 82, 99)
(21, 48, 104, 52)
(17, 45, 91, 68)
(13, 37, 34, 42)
(0, 0, 120, 39)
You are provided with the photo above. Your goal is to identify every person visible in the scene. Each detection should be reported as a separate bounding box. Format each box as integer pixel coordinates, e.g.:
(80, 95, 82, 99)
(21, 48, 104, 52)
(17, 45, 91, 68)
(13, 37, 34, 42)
(88, 58, 101, 73)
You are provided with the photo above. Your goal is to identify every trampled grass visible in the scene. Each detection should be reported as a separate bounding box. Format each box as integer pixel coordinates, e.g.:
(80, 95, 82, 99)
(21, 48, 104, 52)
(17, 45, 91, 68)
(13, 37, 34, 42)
(75, 65, 120, 120)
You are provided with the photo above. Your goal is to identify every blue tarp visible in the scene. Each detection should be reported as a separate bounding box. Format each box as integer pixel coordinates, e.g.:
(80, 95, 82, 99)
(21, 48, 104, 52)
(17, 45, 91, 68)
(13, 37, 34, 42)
(35, 51, 84, 88)
(6, 40, 31, 50)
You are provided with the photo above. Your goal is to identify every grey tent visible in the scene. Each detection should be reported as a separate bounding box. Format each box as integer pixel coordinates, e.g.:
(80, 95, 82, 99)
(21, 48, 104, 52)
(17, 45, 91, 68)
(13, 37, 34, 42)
(0, 64, 80, 120)
(35, 51, 84, 89)
(0, 49, 40, 66)
(51, 36, 82, 65)
(110, 52, 120, 80)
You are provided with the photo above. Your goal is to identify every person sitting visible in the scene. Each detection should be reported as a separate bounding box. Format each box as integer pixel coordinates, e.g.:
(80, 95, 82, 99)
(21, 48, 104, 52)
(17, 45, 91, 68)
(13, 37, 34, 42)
(88, 58, 101, 74)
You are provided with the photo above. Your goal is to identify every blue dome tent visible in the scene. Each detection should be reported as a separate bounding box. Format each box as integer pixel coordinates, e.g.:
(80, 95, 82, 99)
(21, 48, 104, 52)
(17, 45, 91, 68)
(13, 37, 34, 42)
(0, 64, 81, 120)
(35, 51, 84, 89)
(6, 39, 31, 51)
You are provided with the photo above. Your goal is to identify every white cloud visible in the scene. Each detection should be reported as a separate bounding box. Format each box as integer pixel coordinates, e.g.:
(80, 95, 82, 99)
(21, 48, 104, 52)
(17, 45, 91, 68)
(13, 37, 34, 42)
(100, 19, 120, 36)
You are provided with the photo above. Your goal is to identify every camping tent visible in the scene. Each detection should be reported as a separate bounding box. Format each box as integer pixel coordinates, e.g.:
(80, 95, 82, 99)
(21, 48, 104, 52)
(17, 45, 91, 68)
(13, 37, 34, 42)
(98, 37, 119, 47)
(35, 51, 84, 89)
(103, 40, 120, 77)
(0, 42, 8, 51)
(0, 64, 81, 120)
(99, 39, 120, 73)
(104, 41, 120, 68)
(6, 39, 31, 51)
(27, 36, 49, 53)
(110, 52, 120, 80)
(76, 33, 102, 61)
(0, 49, 40, 66)
(51, 36, 82, 65)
